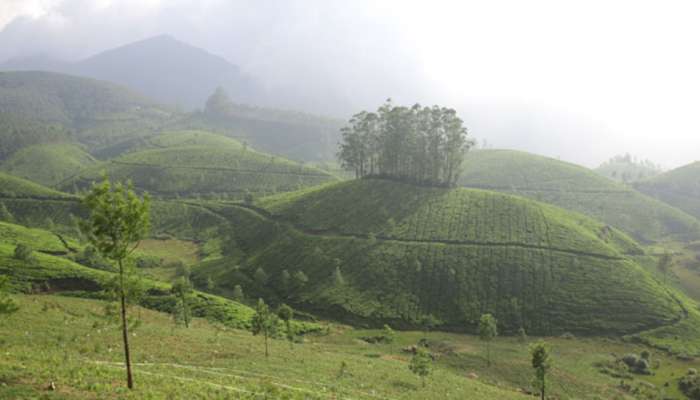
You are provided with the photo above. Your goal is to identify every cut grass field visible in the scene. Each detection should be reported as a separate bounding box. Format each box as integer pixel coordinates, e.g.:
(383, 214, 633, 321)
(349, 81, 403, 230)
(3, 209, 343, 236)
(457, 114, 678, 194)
(458, 150, 700, 243)
(61, 130, 339, 199)
(2, 294, 699, 399)
(194, 179, 683, 336)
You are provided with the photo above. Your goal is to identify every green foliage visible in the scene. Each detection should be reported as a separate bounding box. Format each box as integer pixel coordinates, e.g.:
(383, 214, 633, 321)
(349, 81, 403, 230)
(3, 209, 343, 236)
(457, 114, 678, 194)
(479, 314, 498, 366)
(1, 143, 96, 187)
(0, 172, 71, 198)
(216, 179, 682, 334)
(254, 267, 269, 286)
(80, 176, 150, 389)
(530, 341, 552, 400)
(409, 345, 432, 387)
(680, 371, 700, 399)
(338, 100, 473, 186)
(232, 284, 245, 302)
(0, 112, 71, 160)
(63, 130, 337, 199)
(595, 154, 662, 183)
(0, 71, 170, 152)
(657, 250, 674, 283)
(251, 298, 278, 357)
(635, 161, 700, 220)
(0, 276, 19, 316)
(171, 276, 194, 328)
(80, 177, 150, 262)
(277, 303, 295, 346)
(13, 243, 35, 263)
(382, 324, 396, 344)
(0, 202, 14, 223)
(459, 149, 700, 242)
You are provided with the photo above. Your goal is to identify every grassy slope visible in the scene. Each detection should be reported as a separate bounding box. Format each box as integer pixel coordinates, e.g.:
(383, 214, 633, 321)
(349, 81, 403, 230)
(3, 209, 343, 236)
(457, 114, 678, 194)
(0, 218, 257, 330)
(195, 179, 681, 335)
(459, 150, 700, 242)
(0, 171, 71, 198)
(61, 130, 338, 198)
(4, 294, 700, 399)
(1, 143, 96, 187)
(0, 70, 173, 151)
(635, 161, 700, 220)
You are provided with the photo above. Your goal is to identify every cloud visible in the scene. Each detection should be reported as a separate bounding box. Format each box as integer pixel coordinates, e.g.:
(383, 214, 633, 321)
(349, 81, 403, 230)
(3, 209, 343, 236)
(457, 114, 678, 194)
(1, 0, 699, 168)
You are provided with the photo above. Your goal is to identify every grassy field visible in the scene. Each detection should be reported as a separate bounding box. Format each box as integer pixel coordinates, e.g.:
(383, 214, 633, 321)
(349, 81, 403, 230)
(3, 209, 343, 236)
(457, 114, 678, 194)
(1, 143, 97, 187)
(61, 131, 338, 199)
(192, 179, 682, 336)
(635, 161, 700, 220)
(2, 294, 700, 399)
(458, 150, 700, 243)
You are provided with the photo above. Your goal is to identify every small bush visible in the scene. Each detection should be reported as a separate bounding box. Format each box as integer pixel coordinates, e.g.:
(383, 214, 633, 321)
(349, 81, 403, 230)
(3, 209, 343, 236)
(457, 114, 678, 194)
(13, 244, 34, 262)
(680, 373, 700, 399)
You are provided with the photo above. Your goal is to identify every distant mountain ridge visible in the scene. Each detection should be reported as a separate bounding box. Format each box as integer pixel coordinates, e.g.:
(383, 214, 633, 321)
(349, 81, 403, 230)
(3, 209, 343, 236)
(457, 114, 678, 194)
(0, 34, 263, 110)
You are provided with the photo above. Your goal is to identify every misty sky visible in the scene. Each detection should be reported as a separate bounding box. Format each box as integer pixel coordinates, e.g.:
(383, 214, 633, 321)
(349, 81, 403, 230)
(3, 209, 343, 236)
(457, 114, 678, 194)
(1, 0, 699, 169)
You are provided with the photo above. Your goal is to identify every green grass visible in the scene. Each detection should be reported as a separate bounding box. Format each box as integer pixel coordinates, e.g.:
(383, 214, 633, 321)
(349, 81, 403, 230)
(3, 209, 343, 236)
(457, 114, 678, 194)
(1, 143, 96, 187)
(459, 149, 700, 242)
(61, 130, 338, 199)
(635, 161, 700, 220)
(0, 172, 72, 198)
(0, 71, 173, 152)
(4, 294, 700, 399)
(193, 179, 682, 336)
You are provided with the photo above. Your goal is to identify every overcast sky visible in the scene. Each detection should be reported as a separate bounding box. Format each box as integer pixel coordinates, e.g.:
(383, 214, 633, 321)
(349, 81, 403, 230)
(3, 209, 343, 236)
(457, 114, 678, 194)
(1, 0, 699, 168)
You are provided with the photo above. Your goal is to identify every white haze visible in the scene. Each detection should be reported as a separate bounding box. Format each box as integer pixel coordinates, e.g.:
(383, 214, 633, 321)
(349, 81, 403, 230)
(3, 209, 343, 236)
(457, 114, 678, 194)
(1, 0, 699, 169)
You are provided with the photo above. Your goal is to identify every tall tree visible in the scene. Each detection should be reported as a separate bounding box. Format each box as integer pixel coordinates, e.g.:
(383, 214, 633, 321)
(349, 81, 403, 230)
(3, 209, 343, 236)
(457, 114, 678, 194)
(251, 298, 277, 357)
(277, 303, 295, 349)
(657, 250, 673, 284)
(80, 177, 150, 390)
(530, 341, 552, 400)
(338, 101, 473, 186)
(479, 313, 498, 366)
(171, 276, 193, 328)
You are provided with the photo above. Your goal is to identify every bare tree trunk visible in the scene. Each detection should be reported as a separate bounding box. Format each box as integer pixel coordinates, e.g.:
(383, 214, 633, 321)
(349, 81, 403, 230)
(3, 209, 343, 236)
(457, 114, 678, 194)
(119, 258, 134, 389)
(264, 330, 269, 358)
(541, 378, 545, 400)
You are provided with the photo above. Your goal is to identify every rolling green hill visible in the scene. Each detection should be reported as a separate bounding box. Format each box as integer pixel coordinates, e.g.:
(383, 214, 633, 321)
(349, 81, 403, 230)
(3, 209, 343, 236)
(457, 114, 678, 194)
(0, 70, 173, 151)
(635, 161, 700, 220)
(595, 154, 662, 183)
(458, 149, 700, 242)
(0, 112, 72, 160)
(1, 143, 96, 186)
(193, 179, 681, 335)
(61, 130, 339, 198)
(0, 172, 71, 198)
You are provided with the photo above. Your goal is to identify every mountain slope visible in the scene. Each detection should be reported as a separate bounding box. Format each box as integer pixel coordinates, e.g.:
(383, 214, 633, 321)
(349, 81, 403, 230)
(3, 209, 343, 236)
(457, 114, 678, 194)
(1, 35, 261, 110)
(1, 143, 96, 187)
(61, 130, 338, 198)
(0, 172, 70, 199)
(194, 179, 681, 335)
(0, 70, 173, 151)
(458, 149, 700, 242)
(635, 161, 700, 219)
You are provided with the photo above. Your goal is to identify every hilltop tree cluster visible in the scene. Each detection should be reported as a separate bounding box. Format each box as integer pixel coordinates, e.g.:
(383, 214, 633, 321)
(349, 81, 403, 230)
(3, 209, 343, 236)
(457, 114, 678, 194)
(338, 100, 474, 186)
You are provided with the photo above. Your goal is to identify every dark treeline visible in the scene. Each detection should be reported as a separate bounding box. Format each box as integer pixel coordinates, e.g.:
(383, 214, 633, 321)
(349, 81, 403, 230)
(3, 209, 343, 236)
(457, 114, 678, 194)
(337, 100, 473, 186)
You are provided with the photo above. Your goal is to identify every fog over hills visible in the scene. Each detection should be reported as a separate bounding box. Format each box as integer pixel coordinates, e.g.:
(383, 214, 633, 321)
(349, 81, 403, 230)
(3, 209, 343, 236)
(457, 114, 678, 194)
(3, 1, 700, 168)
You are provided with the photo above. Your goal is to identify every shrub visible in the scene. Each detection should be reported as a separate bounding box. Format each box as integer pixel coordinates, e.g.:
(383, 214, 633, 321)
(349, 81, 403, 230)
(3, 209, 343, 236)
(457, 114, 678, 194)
(13, 243, 34, 262)
(680, 373, 700, 399)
